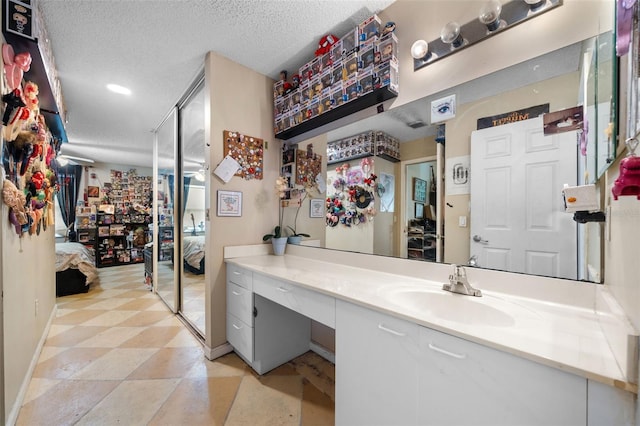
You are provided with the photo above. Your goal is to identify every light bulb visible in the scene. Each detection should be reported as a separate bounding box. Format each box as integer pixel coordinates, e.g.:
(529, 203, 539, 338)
(524, 0, 548, 12)
(440, 22, 465, 49)
(479, 0, 506, 32)
(410, 39, 430, 60)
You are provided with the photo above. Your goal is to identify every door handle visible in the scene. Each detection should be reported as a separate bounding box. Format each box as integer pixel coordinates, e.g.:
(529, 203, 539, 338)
(473, 235, 489, 244)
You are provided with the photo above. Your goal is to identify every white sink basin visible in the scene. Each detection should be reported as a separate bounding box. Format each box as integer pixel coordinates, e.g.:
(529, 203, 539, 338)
(383, 287, 516, 327)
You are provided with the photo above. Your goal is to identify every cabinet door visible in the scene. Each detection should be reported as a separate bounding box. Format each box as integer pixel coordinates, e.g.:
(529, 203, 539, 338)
(417, 327, 587, 425)
(336, 300, 420, 426)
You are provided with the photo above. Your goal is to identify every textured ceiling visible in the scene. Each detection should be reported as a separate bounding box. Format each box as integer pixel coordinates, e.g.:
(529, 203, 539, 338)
(38, 0, 395, 166)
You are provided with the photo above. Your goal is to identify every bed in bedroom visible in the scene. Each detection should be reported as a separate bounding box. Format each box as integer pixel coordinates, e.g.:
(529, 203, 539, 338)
(55, 242, 99, 296)
(183, 235, 205, 275)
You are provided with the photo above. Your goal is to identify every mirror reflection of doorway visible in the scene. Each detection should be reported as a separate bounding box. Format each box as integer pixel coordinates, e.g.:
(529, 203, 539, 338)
(470, 117, 578, 279)
(404, 158, 438, 261)
(155, 109, 178, 312)
(153, 76, 206, 339)
(179, 79, 206, 336)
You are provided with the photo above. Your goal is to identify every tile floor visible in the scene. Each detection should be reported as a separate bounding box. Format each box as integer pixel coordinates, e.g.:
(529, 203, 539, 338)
(155, 261, 206, 334)
(16, 263, 335, 425)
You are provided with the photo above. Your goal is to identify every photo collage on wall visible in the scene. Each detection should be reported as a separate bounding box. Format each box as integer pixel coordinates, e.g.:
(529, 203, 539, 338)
(107, 169, 153, 214)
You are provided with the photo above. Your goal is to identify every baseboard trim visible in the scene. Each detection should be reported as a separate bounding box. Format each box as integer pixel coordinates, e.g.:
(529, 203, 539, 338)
(204, 342, 233, 360)
(310, 341, 335, 364)
(6, 305, 57, 426)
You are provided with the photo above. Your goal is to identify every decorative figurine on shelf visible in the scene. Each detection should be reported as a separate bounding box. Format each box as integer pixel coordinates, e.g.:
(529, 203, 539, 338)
(315, 34, 339, 56)
(291, 74, 301, 90)
(382, 21, 396, 37)
(126, 230, 134, 249)
(280, 69, 293, 94)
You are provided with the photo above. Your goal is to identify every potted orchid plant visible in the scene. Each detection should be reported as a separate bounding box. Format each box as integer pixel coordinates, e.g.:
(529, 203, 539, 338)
(263, 176, 289, 255)
(286, 190, 310, 244)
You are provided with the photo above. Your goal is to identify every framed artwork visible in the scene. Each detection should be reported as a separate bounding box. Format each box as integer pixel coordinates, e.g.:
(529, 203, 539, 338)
(87, 186, 100, 198)
(413, 177, 427, 203)
(217, 190, 242, 217)
(310, 198, 324, 218)
(415, 203, 424, 219)
(430, 94, 456, 123)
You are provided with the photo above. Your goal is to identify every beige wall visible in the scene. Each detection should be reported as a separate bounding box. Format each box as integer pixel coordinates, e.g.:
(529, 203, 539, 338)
(2, 204, 56, 422)
(204, 52, 281, 352)
(401, 136, 438, 161)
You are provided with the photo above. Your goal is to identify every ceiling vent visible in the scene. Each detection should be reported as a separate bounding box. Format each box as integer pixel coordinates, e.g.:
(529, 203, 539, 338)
(407, 120, 427, 129)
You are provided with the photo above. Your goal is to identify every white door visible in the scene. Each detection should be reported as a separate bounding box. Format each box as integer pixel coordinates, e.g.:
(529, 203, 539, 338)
(470, 117, 577, 279)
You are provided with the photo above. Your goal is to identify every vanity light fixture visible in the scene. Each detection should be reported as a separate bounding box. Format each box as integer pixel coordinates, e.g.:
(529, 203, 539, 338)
(440, 22, 465, 49)
(106, 83, 132, 95)
(412, 0, 562, 72)
(479, 0, 507, 32)
(410, 39, 431, 61)
(524, 0, 550, 12)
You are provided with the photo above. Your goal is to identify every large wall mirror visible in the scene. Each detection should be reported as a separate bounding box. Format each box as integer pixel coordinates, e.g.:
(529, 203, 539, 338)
(286, 25, 616, 284)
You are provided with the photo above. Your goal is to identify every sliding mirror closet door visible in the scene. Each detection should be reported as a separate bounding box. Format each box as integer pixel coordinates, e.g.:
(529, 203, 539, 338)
(178, 78, 206, 335)
(155, 108, 178, 311)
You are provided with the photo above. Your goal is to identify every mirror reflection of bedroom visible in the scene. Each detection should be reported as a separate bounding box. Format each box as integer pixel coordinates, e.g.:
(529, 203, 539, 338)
(54, 77, 207, 340)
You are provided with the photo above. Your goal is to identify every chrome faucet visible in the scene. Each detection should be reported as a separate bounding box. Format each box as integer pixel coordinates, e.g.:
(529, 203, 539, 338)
(442, 264, 482, 297)
(468, 255, 478, 267)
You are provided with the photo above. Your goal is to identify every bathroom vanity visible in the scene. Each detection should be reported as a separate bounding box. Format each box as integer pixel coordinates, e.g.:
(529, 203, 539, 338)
(225, 245, 637, 425)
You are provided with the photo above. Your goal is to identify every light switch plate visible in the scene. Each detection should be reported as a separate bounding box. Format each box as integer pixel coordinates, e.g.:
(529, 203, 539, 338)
(459, 216, 467, 227)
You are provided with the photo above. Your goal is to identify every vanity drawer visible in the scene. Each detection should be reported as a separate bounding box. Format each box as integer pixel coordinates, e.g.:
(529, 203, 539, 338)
(253, 273, 335, 328)
(226, 313, 253, 363)
(227, 264, 252, 290)
(227, 282, 254, 325)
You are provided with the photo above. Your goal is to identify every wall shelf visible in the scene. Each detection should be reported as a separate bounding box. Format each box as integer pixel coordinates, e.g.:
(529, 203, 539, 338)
(276, 87, 397, 141)
(2, 32, 68, 142)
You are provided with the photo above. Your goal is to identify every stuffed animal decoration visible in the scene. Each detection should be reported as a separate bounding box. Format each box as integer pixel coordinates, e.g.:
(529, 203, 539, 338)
(315, 34, 339, 56)
(2, 43, 31, 91)
(2, 179, 28, 234)
(612, 138, 640, 200)
(2, 90, 29, 141)
(23, 81, 39, 114)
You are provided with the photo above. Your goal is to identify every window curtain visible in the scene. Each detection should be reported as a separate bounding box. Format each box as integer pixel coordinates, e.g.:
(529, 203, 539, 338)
(167, 175, 191, 211)
(54, 164, 83, 234)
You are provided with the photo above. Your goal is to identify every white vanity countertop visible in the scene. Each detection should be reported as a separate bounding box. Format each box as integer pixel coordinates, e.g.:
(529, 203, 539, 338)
(226, 254, 638, 393)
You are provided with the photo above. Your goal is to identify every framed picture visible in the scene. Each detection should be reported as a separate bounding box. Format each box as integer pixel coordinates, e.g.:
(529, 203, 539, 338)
(88, 185, 100, 198)
(310, 198, 324, 218)
(217, 190, 242, 217)
(415, 203, 424, 219)
(430, 94, 456, 123)
(413, 177, 427, 203)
